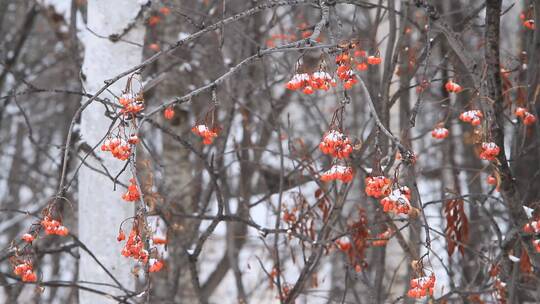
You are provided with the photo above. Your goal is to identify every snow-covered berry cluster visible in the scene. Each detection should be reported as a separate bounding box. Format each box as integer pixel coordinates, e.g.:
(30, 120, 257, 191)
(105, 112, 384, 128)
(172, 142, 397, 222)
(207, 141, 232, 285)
(365, 176, 392, 198)
(445, 80, 462, 93)
(407, 274, 435, 298)
(319, 130, 353, 159)
(285, 72, 336, 94)
(431, 126, 449, 139)
(120, 225, 148, 263)
(13, 260, 37, 282)
(479, 142, 500, 161)
(320, 165, 354, 183)
(192, 124, 219, 145)
(118, 93, 144, 115)
(41, 216, 69, 236)
(515, 107, 537, 126)
(459, 110, 483, 126)
(380, 187, 412, 215)
(523, 219, 540, 253)
(101, 137, 136, 161)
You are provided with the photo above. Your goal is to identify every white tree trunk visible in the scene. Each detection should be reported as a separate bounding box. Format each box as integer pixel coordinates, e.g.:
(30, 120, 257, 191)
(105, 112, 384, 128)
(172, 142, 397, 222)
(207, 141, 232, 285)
(78, 1, 145, 303)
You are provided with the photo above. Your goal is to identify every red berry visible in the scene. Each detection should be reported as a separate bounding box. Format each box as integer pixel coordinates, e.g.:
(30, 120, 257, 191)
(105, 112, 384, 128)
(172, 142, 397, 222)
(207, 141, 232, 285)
(22, 233, 34, 243)
(164, 106, 175, 120)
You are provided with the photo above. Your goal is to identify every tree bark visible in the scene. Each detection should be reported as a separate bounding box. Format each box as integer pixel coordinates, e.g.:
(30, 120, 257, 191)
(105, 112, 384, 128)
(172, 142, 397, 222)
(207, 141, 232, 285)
(78, 1, 145, 302)
(485, 0, 540, 268)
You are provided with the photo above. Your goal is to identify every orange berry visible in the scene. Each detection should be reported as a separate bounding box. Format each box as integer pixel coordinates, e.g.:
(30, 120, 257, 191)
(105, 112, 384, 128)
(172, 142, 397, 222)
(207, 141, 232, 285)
(117, 230, 126, 242)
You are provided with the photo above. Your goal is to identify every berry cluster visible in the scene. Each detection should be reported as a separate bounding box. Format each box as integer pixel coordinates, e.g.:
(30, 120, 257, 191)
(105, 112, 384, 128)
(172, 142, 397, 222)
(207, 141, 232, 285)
(523, 220, 540, 234)
(334, 209, 370, 272)
(407, 274, 435, 298)
(479, 142, 500, 161)
(13, 261, 37, 282)
(310, 71, 336, 91)
(515, 107, 537, 126)
(320, 165, 354, 183)
(282, 207, 298, 224)
(335, 62, 358, 90)
(319, 109, 355, 184)
(444, 80, 463, 93)
(41, 216, 69, 236)
(335, 236, 352, 251)
(118, 221, 166, 273)
(101, 137, 132, 161)
(459, 110, 483, 126)
(118, 93, 144, 115)
(533, 240, 540, 253)
(319, 130, 353, 159)
(120, 227, 148, 264)
(192, 124, 219, 145)
(285, 73, 310, 92)
(334, 46, 381, 89)
(149, 258, 165, 272)
(495, 279, 508, 303)
(147, 6, 171, 27)
(101, 77, 143, 161)
(523, 219, 540, 253)
(372, 228, 392, 247)
(431, 126, 449, 139)
(334, 49, 378, 89)
(489, 264, 507, 303)
(152, 236, 167, 245)
(285, 72, 336, 94)
(520, 12, 535, 30)
(122, 178, 140, 202)
(380, 187, 412, 215)
(365, 176, 392, 198)
(356, 62, 368, 71)
(367, 54, 382, 65)
(523, 19, 535, 29)
(283, 41, 380, 92)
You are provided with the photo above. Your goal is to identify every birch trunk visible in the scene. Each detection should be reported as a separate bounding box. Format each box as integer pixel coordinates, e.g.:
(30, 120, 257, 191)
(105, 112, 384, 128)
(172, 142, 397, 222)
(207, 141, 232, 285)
(78, 1, 145, 303)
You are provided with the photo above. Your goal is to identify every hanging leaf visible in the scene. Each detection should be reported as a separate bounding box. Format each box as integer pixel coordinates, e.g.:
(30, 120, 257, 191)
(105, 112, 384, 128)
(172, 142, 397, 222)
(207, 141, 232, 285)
(520, 249, 533, 275)
(444, 199, 469, 256)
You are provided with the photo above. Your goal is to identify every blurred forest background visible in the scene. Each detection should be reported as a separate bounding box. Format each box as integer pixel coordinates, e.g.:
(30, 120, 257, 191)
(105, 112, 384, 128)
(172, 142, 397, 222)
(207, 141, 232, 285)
(0, 0, 539, 303)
